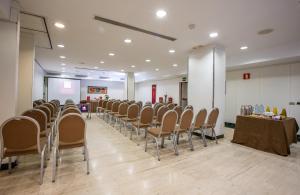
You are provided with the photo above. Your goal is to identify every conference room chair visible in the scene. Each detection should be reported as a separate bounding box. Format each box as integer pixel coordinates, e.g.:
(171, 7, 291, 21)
(109, 101, 121, 125)
(22, 109, 52, 155)
(153, 103, 163, 120)
(96, 99, 103, 117)
(173, 109, 194, 155)
(203, 108, 219, 144)
(173, 106, 183, 123)
(0, 116, 47, 184)
(184, 105, 193, 111)
(104, 101, 113, 122)
(131, 106, 154, 141)
(43, 103, 56, 122)
(191, 109, 208, 147)
(61, 107, 81, 116)
(52, 113, 89, 182)
(145, 110, 178, 161)
(98, 100, 108, 119)
(144, 101, 152, 107)
(36, 105, 52, 129)
(136, 101, 143, 110)
(128, 100, 135, 105)
(167, 103, 175, 110)
(121, 104, 139, 136)
(49, 101, 59, 117)
(114, 102, 129, 129)
(153, 106, 169, 127)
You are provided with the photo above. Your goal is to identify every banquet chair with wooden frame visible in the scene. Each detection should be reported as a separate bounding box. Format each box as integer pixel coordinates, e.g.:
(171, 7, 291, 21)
(52, 113, 89, 182)
(114, 102, 129, 130)
(173, 109, 194, 155)
(22, 109, 52, 155)
(0, 116, 47, 184)
(191, 109, 208, 147)
(121, 104, 139, 136)
(96, 99, 103, 117)
(203, 108, 219, 144)
(153, 106, 169, 127)
(131, 106, 154, 142)
(145, 110, 178, 161)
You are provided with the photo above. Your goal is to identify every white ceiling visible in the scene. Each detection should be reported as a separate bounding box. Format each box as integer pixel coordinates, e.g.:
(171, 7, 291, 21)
(19, 0, 300, 82)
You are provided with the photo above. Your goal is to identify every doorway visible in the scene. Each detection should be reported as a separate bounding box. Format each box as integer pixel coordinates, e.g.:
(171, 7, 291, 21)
(179, 82, 188, 108)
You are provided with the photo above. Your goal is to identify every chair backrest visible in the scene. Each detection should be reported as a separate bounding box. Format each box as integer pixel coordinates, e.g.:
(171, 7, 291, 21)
(207, 108, 219, 128)
(167, 103, 175, 110)
(61, 107, 81, 116)
(157, 106, 169, 123)
(144, 102, 152, 107)
(154, 103, 163, 117)
(194, 109, 207, 129)
(178, 109, 193, 130)
(161, 110, 178, 134)
(22, 109, 47, 133)
(102, 100, 108, 108)
(36, 105, 51, 123)
(98, 99, 103, 107)
(63, 104, 77, 111)
(0, 116, 41, 156)
(112, 101, 120, 112)
(57, 113, 86, 146)
(49, 101, 58, 114)
(43, 103, 55, 118)
(140, 106, 154, 124)
(136, 101, 143, 111)
(184, 105, 193, 111)
(106, 101, 113, 111)
(118, 103, 129, 115)
(127, 104, 139, 119)
(173, 106, 183, 123)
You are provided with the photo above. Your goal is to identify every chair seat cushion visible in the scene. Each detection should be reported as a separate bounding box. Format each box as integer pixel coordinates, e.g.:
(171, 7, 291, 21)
(122, 117, 137, 122)
(148, 128, 171, 137)
(132, 122, 150, 128)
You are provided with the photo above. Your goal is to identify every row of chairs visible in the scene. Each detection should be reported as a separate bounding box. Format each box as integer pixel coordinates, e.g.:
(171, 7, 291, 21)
(0, 99, 89, 184)
(97, 100, 219, 161)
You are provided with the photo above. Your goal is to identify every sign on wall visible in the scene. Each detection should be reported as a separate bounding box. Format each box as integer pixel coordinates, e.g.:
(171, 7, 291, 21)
(87, 86, 107, 94)
(243, 73, 251, 80)
(152, 84, 156, 104)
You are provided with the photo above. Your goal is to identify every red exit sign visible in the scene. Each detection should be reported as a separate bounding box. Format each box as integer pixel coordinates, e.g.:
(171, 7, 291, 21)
(243, 73, 251, 80)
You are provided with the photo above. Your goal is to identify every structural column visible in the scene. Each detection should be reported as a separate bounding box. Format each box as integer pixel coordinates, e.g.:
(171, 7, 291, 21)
(0, 0, 20, 123)
(124, 72, 135, 100)
(188, 44, 226, 137)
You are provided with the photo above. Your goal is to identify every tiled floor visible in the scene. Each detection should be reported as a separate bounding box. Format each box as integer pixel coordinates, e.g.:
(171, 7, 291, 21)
(0, 114, 299, 195)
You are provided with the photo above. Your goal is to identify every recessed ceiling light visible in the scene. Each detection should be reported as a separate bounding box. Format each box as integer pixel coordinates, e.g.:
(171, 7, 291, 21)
(94, 66, 99, 69)
(57, 44, 64, 48)
(156, 10, 167, 18)
(145, 59, 151, 62)
(59, 56, 66, 59)
(169, 49, 175, 53)
(131, 65, 136, 68)
(61, 63, 66, 66)
(240, 46, 248, 50)
(100, 61, 104, 64)
(209, 32, 218, 38)
(109, 53, 115, 56)
(172, 64, 178, 67)
(54, 22, 65, 29)
(121, 69, 124, 72)
(124, 39, 132, 43)
(155, 68, 159, 71)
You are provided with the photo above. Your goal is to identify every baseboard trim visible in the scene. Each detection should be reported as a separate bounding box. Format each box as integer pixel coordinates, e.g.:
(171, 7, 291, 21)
(193, 132, 224, 140)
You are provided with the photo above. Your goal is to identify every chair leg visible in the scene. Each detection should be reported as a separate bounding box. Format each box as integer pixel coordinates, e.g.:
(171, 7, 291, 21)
(40, 145, 46, 185)
(188, 131, 194, 151)
(52, 147, 57, 182)
(84, 145, 90, 174)
(154, 138, 160, 161)
(173, 134, 179, 155)
(8, 157, 12, 174)
(161, 137, 165, 148)
(213, 128, 218, 144)
(201, 129, 207, 147)
(145, 134, 148, 152)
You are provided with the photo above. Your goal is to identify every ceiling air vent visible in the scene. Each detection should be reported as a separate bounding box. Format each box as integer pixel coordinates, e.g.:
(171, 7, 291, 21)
(99, 76, 110, 79)
(47, 72, 61, 76)
(75, 74, 88, 78)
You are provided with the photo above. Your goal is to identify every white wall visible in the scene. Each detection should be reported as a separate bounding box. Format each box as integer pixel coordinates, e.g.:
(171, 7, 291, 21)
(135, 77, 182, 104)
(32, 61, 45, 100)
(0, 19, 20, 123)
(225, 63, 300, 127)
(80, 80, 124, 100)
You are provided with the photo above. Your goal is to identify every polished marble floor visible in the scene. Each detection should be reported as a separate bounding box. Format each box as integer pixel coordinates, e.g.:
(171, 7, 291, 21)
(0, 114, 299, 195)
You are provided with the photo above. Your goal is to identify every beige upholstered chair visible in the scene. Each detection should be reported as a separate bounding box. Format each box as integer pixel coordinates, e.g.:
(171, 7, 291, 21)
(49, 101, 59, 117)
(52, 113, 89, 182)
(203, 108, 219, 144)
(167, 103, 175, 110)
(174, 109, 194, 154)
(61, 107, 81, 116)
(173, 106, 183, 123)
(131, 106, 154, 141)
(144, 101, 152, 108)
(121, 104, 139, 135)
(36, 105, 52, 128)
(109, 101, 121, 124)
(104, 101, 113, 122)
(153, 106, 169, 127)
(145, 110, 178, 161)
(96, 99, 103, 117)
(153, 103, 163, 120)
(136, 101, 143, 112)
(43, 103, 56, 122)
(114, 103, 129, 129)
(192, 109, 208, 147)
(0, 116, 47, 184)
